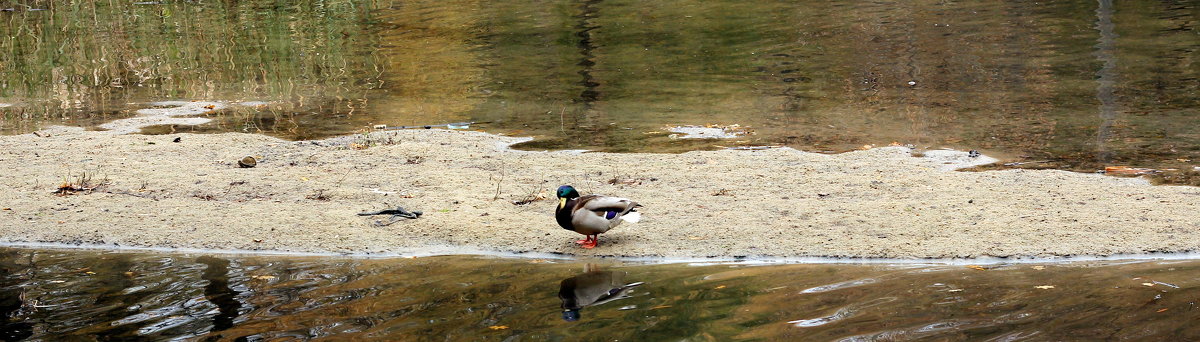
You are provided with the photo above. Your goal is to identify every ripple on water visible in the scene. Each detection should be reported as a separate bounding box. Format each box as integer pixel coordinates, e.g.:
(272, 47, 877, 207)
(799, 277, 879, 294)
(836, 319, 985, 341)
(788, 297, 897, 328)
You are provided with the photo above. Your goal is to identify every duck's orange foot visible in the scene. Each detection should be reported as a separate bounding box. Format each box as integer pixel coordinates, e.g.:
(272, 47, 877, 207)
(580, 236, 600, 247)
(574, 239, 589, 245)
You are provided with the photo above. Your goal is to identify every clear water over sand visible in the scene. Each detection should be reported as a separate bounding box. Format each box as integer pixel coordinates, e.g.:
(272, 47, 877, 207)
(1, 0, 1197, 179)
(3, 248, 1199, 340)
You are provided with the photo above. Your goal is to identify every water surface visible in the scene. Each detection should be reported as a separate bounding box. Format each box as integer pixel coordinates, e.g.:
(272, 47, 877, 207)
(2, 247, 1199, 340)
(3, 3, 1199, 339)
(1, 0, 1198, 182)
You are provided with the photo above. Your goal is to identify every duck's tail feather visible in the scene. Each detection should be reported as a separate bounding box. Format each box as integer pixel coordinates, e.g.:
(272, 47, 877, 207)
(620, 211, 641, 223)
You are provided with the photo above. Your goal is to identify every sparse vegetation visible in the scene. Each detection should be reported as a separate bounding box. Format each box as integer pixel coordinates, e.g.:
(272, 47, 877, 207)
(491, 163, 506, 201)
(306, 189, 332, 201)
(607, 176, 655, 186)
(53, 171, 108, 196)
(1, 0, 384, 136)
(511, 187, 548, 205)
(347, 131, 400, 150)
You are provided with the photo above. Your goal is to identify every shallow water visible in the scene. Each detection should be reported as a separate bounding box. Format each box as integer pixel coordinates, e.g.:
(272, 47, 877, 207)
(3, 3, 1199, 339)
(1, 247, 1199, 341)
(1, 0, 1198, 181)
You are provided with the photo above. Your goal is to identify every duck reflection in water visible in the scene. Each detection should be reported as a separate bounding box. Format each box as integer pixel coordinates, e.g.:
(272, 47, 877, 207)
(557, 265, 644, 322)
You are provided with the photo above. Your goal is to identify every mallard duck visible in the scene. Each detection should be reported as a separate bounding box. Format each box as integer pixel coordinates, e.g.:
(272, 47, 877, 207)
(555, 185, 641, 249)
(558, 269, 644, 321)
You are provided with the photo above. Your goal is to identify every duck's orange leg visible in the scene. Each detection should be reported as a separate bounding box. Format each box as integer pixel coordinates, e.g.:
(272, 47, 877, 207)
(581, 235, 599, 249)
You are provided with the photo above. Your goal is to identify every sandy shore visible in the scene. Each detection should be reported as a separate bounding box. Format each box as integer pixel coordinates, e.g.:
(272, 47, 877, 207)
(1, 127, 1198, 259)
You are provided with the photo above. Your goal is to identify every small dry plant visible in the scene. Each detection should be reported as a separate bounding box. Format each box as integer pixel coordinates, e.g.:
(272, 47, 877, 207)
(491, 166, 506, 200)
(512, 187, 548, 205)
(306, 189, 332, 201)
(348, 130, 400, 150)
(607, 175, 656, 186)
(54, 171, 109, 196)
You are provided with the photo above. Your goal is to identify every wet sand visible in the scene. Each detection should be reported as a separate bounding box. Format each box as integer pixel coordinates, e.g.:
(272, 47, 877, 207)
(1, 126, 1198, 259)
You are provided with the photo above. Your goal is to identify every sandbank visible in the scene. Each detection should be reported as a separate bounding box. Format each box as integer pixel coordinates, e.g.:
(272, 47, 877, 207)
(1, 127, 1197, 259)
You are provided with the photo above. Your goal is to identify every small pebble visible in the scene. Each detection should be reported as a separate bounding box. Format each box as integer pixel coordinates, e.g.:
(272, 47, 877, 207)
(238, 156, 257, 168)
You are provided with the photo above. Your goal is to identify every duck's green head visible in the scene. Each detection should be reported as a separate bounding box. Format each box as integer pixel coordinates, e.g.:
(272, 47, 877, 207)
(556, 185, 580, 199)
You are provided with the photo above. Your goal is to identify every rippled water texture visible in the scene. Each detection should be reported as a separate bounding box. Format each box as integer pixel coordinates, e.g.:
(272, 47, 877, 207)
(0, 0, 1197, 180)
(1, 248, 1199, 340)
